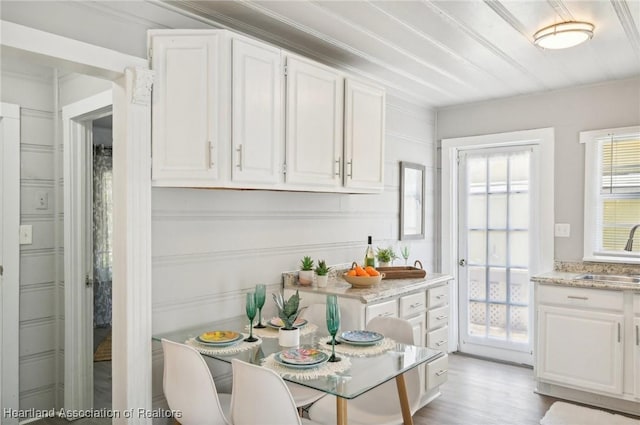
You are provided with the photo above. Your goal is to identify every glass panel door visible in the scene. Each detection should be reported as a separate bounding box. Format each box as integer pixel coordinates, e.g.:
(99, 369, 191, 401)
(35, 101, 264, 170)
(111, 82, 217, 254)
(458, 147, 532, 363)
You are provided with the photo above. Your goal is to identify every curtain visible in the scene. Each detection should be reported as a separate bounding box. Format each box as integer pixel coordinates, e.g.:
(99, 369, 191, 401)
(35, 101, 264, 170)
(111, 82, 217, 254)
(93, 144, 113, 327)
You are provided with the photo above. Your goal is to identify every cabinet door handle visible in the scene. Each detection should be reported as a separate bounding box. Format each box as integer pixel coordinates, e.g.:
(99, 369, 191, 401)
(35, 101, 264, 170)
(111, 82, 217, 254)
(410, 302, 423, 309)
(436, 315, 448, 320)
(618, 322, 621, 343)
(435, 369, 447, 376)
(435, 340, 446, 347)
(636, 324, 639, 346)
(567, 295, 588, 300)
(335, 157, 341, 177)
(236, 144, 244, 171)
(208, 141, 215, 168)
(436, 294, 445, 300)
(347, 160, 353, 178)
(378, 312, 394, 317)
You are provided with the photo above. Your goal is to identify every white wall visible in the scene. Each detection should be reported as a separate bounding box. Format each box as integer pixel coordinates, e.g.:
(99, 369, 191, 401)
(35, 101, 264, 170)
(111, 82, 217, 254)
(436, 76, 640, 262)
(149, 95, 437, 405)
(2, 63, 59, 411)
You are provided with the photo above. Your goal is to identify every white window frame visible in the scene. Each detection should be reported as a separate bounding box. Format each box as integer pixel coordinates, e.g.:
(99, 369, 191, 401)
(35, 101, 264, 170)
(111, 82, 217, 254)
(581, 125, 640, 264)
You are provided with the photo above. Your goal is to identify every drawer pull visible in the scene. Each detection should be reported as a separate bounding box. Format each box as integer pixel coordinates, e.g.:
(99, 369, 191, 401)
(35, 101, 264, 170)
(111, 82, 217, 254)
(435, 369, 447, 376)
(636, 325, 639, 346)
(435, 340, 446, 347)
(236, 144, 244, 170)
(618, 323, 621, 343)
(567, 295, 588, 300)
(410, 302, 423, 309)
(435, 294, 445, 300)
(208, 141, 215, 167)
(378, 312, 394, 317)
(335, 157, 341, 177)
(436, 315, 448, 320)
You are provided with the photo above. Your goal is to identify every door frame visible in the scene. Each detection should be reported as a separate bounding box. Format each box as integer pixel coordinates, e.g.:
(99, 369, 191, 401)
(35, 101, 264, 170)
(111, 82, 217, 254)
(441, 128, 555, 357)
(62, 91, 112, 411)
(1, 102, 20, 424)
(1, 20, 154, 422)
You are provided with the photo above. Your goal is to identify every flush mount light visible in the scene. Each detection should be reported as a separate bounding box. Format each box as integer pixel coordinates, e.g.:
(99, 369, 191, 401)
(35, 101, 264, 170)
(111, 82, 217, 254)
(533, 21, 594, 49)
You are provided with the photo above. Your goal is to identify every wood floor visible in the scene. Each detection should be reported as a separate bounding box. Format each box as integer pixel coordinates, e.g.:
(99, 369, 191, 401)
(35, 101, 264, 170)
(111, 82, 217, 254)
(31, 352, 637, 425)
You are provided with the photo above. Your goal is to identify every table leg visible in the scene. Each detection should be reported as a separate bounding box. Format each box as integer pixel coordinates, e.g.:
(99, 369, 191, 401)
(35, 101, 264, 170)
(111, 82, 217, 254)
(395, 374, 413, 425)
(336, 396, 348, 425)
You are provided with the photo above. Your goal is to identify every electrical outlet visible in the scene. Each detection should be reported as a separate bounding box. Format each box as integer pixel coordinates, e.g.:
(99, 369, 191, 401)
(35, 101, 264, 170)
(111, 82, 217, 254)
(19, 224, 32, 245)
(554, 223, 571, 238)
(36, 191, 48, 210)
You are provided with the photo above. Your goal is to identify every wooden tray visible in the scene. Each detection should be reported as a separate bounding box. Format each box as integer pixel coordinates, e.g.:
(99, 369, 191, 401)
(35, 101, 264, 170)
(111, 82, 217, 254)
(377, 265, 426, 279)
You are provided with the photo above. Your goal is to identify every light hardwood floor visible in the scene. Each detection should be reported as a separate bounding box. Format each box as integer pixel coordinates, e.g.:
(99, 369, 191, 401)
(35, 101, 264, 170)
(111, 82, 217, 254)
(31, 352, 638, 425)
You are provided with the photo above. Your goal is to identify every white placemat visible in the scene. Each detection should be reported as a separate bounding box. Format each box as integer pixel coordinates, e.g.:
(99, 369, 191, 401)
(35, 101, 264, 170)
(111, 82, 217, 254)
(318, 336, 397, 357)
(186, 334, 262, 355)
(262, 352, 351, 380)
(246, 323, 318, 339)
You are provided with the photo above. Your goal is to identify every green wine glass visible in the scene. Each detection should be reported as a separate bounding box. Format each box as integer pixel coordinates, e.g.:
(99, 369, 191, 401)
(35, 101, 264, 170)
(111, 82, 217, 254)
(254, 284, 266, 328)
(244, 292, 258, 342)
(326, 295, 341, 362)
(401, 246, 410, 265)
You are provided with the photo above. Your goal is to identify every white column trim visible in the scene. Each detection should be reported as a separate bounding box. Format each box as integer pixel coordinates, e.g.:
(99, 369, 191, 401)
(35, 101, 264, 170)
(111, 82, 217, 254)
(112, 68, 153, 424)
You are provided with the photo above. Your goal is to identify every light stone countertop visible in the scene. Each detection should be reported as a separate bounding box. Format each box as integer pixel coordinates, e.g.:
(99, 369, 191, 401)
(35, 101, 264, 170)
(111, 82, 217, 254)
(531, 270, 640, 292)
(283, 271, 453, 304)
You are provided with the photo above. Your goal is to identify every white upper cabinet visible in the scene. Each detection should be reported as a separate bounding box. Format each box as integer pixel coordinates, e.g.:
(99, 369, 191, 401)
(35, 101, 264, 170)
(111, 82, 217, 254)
(150, 29, 385, 193)
(231, 37, 283, 185)
(343, 78, 385, 191)
(285, 55, 344, 189)
(151, 31, 230, 186)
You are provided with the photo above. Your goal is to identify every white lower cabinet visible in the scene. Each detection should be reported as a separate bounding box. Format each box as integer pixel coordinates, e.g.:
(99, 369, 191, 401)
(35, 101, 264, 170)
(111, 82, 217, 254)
(537, 304, 623, 395)
(635, 316, 640, 399)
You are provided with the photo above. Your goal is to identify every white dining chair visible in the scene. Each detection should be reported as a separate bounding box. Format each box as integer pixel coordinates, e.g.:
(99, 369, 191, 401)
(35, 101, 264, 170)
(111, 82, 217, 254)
(307, 316, 423, 425)
(161, 339, 231, 425)
(230, 358, 324, 425)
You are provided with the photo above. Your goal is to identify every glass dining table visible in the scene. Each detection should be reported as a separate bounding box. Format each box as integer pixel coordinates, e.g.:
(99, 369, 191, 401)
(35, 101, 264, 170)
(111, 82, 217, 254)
(153, 315, 444, 425)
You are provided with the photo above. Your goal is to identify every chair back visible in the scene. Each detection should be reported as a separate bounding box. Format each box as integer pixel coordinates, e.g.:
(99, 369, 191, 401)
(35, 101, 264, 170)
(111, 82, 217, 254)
(231, 358, 302, 425)
(161, 339, 229, 425)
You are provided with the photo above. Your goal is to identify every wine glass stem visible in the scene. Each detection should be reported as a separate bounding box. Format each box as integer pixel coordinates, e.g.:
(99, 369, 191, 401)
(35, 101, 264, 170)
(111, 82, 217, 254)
(249, 320, 253, 339)
(258, 308, 262, 325)
(332, 336, 336, 358)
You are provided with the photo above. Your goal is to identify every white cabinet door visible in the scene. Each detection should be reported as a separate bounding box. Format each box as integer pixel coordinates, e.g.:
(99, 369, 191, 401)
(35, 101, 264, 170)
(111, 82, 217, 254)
(406, 313, 426, 348)
(231, 37, 283, 184)
(151, 33, 229, 185)
(635, 317, 640, 399)
(343, 78, 385, 191)
(285, 56, 343, 188)
(537, 305, 624, 395)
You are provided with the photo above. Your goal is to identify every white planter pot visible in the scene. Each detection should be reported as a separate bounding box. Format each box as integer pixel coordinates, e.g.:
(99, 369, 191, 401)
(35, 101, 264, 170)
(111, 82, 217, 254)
(298, 270, 314, 285)
(379, 261, 390, 267)
(279, 327, 300, 347)
(316, 275, 328, 288)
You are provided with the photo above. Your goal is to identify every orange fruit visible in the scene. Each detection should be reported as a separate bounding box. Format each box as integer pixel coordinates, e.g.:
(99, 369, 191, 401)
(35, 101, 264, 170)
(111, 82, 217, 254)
(366, 267, 380, 276)
(347, 269, 357, 276)
(355, 265, 369, 276)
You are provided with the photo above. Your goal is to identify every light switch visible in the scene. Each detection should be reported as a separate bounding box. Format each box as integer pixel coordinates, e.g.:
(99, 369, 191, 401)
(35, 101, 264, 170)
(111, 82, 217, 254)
(554, 223, 571, 238)
(19, 224, 32, 245)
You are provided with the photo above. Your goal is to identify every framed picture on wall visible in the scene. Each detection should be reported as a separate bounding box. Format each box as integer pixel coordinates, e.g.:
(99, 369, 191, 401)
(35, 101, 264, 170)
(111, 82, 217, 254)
(400, 161, 425, 240)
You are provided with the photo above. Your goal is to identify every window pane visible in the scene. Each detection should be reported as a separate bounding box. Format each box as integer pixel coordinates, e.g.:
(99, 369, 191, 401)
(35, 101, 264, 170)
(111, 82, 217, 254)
(510, 306, 529, 343)
(488, 230, 506, 265)
(488, 267, 506, 302)
(488, 194, 506, 229)
(509, 231, 529, 267)
(509, 151, 530, 191)
(468, 157, 487, 194)
(510, 269, 530, 305)
(489, 156, 508, 192)
(468, 230, 486, 264)
(601, 138, 640, 194)
(468, 194, 486, 228)
(468, 266, 486, 301)
(469, 302, 486, 337)
(488, 304, 506, 339)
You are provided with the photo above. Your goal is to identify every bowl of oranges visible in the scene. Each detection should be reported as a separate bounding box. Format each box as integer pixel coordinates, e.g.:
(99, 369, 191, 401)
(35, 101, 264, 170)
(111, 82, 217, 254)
(342, 264, 385, 288)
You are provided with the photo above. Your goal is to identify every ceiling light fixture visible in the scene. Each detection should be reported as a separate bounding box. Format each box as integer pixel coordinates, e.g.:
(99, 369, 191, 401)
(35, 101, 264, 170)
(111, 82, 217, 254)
(533, 21, 594, 49)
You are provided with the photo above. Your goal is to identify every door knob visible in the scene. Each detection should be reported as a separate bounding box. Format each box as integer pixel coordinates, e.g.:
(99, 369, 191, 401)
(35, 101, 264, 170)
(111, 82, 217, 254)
(459, 259, 466, 267)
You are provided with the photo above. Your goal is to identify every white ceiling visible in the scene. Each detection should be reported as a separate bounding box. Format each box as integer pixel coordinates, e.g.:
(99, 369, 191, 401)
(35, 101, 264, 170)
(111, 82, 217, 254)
(158, 0, 640, 109)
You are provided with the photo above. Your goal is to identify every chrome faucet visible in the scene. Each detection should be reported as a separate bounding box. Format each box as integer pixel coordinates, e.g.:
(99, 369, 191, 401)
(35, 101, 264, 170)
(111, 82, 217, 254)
(624, 224, 640, 251)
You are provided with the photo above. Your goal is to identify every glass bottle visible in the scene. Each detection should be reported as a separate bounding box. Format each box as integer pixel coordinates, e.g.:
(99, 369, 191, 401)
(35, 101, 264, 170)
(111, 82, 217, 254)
(364, 235, 375, 267)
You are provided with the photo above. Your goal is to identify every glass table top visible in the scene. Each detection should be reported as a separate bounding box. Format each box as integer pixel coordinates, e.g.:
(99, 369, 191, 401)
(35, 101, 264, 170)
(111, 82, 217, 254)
(153, 315, 444, 400)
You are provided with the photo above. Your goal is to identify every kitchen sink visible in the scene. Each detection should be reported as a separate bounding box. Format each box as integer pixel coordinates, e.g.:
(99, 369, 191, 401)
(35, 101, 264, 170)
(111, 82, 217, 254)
(575, 273, 640, 284)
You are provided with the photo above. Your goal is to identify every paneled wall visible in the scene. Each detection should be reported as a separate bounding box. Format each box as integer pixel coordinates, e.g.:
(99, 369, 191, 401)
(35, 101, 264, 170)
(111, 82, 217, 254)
(2, 66, 59, 411)
(150, 95, 437, 405)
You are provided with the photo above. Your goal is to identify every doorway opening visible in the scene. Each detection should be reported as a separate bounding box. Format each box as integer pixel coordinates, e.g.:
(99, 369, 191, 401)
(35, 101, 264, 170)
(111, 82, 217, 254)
(91, 115, 113, 410)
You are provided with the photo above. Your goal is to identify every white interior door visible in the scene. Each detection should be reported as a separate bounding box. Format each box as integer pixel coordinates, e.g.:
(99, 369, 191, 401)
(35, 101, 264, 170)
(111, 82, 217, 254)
(458, 146, 534, 364)
(1, 103, 20, 424)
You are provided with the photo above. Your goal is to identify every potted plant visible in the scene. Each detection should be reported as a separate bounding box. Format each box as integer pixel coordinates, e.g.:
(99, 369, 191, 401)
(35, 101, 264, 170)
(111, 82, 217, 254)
(376, 247, 398, 267)
(298, 256, 314, 285)
(273, 290, 305, 346)
(314, 260, 331, 288)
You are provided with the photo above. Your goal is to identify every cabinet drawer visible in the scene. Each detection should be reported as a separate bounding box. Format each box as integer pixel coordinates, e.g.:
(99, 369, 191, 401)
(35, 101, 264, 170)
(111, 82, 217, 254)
(366, 300, 398, 323)
(400, 292, 426, 318)
(538, 284, 623, 311)
(427, 285, 448, 308)
(427, 305, 449, 330)
(426, 354, 448, 390)
(426, 326, 448, 350)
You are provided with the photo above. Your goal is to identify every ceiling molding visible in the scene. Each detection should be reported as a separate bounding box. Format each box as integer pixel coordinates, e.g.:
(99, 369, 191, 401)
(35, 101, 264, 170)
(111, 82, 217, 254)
(483, 1, 531, 40)
(610, 0, 640, 57)
(546, 0, 575, 21)
(422, 0, 548, 90)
